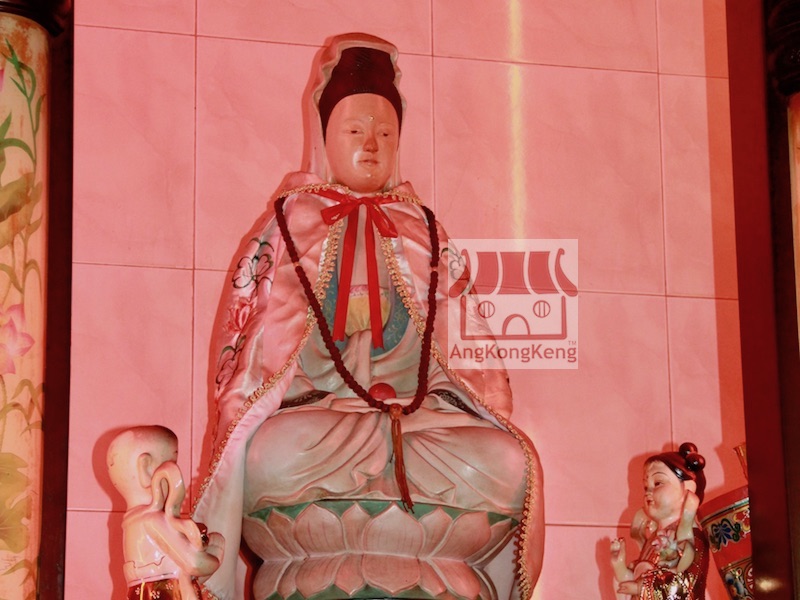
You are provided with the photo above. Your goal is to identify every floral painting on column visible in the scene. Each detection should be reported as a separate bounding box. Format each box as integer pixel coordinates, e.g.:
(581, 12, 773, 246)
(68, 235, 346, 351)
(0, 15, 48, 600)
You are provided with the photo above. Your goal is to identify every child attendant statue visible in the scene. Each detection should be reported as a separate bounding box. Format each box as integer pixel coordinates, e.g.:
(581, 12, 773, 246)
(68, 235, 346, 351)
(610, 443, 710, 600)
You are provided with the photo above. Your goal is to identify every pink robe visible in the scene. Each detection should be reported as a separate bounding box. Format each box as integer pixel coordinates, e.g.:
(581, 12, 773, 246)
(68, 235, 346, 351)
(193, 174, 543, 599)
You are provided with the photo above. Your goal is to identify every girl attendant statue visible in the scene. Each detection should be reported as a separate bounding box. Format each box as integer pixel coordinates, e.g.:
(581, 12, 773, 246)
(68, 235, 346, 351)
(610, 443, 710, 600)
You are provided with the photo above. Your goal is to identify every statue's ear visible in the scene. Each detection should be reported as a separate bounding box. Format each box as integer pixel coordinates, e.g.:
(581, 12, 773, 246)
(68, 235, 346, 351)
(137, 452, 155, 489)
(684, 479, 697, 495)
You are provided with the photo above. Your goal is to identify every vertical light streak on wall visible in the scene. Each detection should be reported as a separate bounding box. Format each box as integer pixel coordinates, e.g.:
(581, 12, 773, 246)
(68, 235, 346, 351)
(508, 0, 526, 238)
(508, 8, 537, 594)
(509, 65, 526, 238)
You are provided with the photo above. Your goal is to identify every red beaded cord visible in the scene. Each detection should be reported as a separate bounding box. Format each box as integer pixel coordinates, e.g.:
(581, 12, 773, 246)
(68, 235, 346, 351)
(274, 194, 439, 416)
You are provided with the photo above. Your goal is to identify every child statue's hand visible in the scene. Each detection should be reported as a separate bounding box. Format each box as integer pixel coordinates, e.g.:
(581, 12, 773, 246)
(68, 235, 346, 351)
(617, 579, 643, 596)
(682, 490, 700, 523)
(610, 537, 627, 567)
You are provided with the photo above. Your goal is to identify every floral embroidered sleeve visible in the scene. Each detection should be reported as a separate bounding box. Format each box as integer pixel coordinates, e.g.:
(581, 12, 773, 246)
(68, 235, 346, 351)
(209, 212, 284, 445)
(215, 232, 274, 392)
(214, 229, 275, 391)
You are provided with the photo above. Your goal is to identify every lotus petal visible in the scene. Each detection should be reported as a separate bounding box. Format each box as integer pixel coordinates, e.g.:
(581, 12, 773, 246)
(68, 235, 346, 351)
(341, 503, 370, 550)
(432, 557, 482, 599)
(242, 517, 291, 561)
(436, 512, 491, 559)
(470, 520, 515, 565)
(419, 560, 447, 597)
(266, 510, 308, 558)
(363, 555, 420, 595)
(294, 503, 345, 553)
(363, 503, 423, 556)
(252, 558, 289, 600)
(418, 506, 453, 557)
(334, 554, 366, 595)
(296, 555, 345, 597)
(276, 560, 301, 599)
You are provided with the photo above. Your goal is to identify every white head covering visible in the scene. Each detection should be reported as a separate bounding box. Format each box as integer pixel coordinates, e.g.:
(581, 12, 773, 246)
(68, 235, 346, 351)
(300, 32, 406, 190)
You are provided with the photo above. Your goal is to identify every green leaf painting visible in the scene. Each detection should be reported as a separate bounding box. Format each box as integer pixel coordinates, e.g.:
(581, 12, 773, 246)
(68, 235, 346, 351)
(0, 31, 46, 598)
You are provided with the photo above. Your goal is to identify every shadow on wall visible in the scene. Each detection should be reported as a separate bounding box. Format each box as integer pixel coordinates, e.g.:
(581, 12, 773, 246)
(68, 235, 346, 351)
(594, 449, 652, 600)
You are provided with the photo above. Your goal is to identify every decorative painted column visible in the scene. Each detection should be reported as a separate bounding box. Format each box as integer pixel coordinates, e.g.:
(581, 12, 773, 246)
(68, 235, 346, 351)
(0, 2, 67, 598)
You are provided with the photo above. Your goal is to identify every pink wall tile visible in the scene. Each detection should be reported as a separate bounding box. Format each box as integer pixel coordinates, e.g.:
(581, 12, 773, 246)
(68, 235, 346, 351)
(433, 0, 657, 71)
(197, 0, 431, 55)
(538, 525, 629, 600)
(74, 27, 195, 269)
(657, 0, 729, 77)
(662, 75, 737, 298)
(65, 510, 122, 599)
(667, 297, 747, 493)
(433, 57, 665, 294)
(393, 53, 435, 204)
(68, 264, 194, 511)
(510, 292, 671, 525)
(195, 38, 315, 271)
(76, 0, 195, 34)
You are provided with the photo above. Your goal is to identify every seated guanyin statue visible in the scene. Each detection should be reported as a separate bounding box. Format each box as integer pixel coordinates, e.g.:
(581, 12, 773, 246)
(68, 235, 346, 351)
(192, 32, 544, 600)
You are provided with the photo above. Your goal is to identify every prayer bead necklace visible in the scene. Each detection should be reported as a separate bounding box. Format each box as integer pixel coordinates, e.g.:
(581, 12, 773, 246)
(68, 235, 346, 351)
(275, 191, 440, 511)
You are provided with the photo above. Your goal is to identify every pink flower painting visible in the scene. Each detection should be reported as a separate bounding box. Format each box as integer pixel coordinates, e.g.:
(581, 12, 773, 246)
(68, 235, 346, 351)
(0, 304, 34, 376)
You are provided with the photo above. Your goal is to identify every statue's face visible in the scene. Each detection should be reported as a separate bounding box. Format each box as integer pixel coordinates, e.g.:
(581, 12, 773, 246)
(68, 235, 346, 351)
(324, 93, 399, 193)
(642, 461, 685, 525)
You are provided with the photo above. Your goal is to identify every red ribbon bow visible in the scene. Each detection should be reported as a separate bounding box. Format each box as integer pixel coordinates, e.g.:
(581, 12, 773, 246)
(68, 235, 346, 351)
(318, 188, 399, 349)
